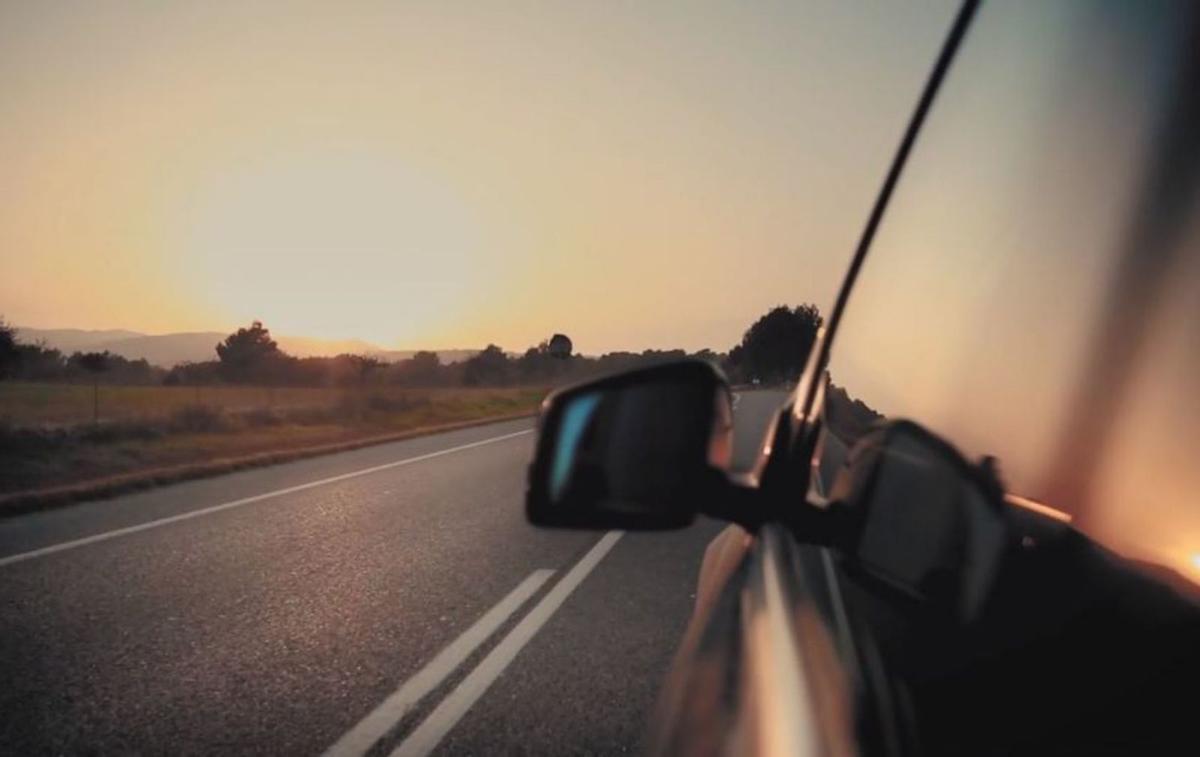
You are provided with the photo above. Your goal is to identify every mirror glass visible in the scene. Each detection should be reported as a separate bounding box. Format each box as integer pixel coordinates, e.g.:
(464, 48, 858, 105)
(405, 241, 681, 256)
(527, 361, 732, 529)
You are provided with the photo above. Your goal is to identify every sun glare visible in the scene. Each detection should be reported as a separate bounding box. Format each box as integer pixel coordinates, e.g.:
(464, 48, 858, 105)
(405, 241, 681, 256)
(175, 148, 491, 346)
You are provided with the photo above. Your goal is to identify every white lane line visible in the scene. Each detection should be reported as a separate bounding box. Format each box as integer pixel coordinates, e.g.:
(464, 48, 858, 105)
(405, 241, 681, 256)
(324, 569, 555, 757)
(732, 392, 741, 409)
(389, 531, 624, 757)
(0, 429, 533, 568)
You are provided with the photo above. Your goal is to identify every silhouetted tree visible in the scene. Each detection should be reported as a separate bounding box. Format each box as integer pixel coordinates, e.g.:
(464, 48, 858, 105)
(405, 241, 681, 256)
(76, 351, 110, 422)
(516, 346, 541, 379)
(462, 344, 512, 386)
(14, 342, 65, 380)
(515, 335, 581, 383)
(640, 348, 687, 364)
(515, 342, 550, 382)
(730, 304, 822, 383)
(0, 321, 741, 391)
(0, 317, 17, 380)
(548, 333, 573, 359)
(163, 360, 222, 387)
(0, 330, 159, 384)
(346, 354, 384, 386)
(216, 321, 282, 383)
(409, 350, 441, 376)
(393, 350, 443, 386)
(824, 380, 884, 445)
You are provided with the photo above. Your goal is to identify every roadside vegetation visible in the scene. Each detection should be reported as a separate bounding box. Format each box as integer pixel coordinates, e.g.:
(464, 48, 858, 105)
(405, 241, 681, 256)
(0, 306, 828, 506)
(0, 385, 543, 501)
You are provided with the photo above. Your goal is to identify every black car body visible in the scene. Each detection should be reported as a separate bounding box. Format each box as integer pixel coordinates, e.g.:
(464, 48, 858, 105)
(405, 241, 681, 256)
(528, 2, 1200, 754)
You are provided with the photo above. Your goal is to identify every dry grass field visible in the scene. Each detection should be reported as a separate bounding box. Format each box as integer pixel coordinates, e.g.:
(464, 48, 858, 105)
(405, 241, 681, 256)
(0, 382, 542, 426)
(0, 382, 545, 503)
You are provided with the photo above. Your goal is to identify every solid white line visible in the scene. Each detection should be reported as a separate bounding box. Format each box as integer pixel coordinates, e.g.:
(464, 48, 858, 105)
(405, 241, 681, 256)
(0, 428, 533, 568)
(389, 531, 625, 757)
(323, 569, 555, 757)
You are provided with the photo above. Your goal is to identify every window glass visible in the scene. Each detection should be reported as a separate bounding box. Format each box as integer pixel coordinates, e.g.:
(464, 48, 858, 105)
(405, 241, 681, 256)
(826, 1, 1200, 577)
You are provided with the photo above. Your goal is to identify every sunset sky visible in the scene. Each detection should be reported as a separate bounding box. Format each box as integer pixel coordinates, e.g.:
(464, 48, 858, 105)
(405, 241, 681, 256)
(1, 0, 955, 353)
(3, 1, 1197, 579)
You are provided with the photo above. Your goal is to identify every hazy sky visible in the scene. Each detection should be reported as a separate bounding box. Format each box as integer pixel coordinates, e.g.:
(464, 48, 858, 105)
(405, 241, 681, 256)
(1, 0, 955, 352)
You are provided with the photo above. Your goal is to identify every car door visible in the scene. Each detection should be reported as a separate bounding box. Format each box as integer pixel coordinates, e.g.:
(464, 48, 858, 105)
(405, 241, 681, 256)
(653, 1, 1200, 754)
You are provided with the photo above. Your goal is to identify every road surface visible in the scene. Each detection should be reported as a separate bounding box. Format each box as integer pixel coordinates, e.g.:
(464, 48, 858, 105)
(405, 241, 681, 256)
(0, 390, 787, 756)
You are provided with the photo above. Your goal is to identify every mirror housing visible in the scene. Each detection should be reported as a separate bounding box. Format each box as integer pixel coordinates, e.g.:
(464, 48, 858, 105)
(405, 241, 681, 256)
(828, 420, 1009, 621)
(526, 360, 734, 530)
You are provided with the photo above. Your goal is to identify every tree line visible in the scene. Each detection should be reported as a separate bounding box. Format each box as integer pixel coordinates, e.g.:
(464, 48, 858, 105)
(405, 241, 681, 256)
(0, 304, 823, 388)
(0, 325, 162, 384)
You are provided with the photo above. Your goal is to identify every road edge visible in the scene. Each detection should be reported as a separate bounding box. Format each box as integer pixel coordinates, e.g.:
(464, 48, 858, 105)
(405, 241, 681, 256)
(0, 412, 536, 518)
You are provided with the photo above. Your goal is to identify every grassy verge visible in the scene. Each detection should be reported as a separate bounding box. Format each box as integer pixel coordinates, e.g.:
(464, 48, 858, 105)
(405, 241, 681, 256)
(0, 385, 545, 515)
(0, 382, 542, 425)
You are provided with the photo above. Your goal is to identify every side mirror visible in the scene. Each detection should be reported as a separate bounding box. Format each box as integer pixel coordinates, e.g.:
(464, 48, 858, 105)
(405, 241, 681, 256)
(828, 420, 1009, 621)
(526, 360, 734, 530)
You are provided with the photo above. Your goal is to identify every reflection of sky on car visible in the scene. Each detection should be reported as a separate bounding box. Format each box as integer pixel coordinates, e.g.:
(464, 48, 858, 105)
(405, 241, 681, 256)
(825, 1, 1199, 580)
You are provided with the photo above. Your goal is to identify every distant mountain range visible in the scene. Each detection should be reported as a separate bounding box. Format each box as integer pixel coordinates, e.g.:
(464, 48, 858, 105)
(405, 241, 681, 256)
(14, 327, 478, 368)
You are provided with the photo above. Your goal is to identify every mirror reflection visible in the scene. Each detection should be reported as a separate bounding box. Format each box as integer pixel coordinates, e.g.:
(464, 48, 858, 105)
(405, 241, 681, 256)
(528, 361, 731, 529)
(832, 421, 1008, 620)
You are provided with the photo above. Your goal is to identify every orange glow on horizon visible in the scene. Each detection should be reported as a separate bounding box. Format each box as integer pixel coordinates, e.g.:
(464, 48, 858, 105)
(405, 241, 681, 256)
(0, 2, 960, 353)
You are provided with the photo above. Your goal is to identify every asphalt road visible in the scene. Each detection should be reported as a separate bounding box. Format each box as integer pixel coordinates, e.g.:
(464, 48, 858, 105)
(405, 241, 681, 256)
(0, 390, 787, 756)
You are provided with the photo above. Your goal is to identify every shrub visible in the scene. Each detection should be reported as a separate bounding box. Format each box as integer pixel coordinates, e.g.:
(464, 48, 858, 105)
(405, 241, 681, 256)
(0, 421, 67, 456)
(170, 404, 226, 433)
(283, 406, 338, 426)
(365, 393, 428, 413)
(78, 420, 164, 443)
(241, 407, 282, 427)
